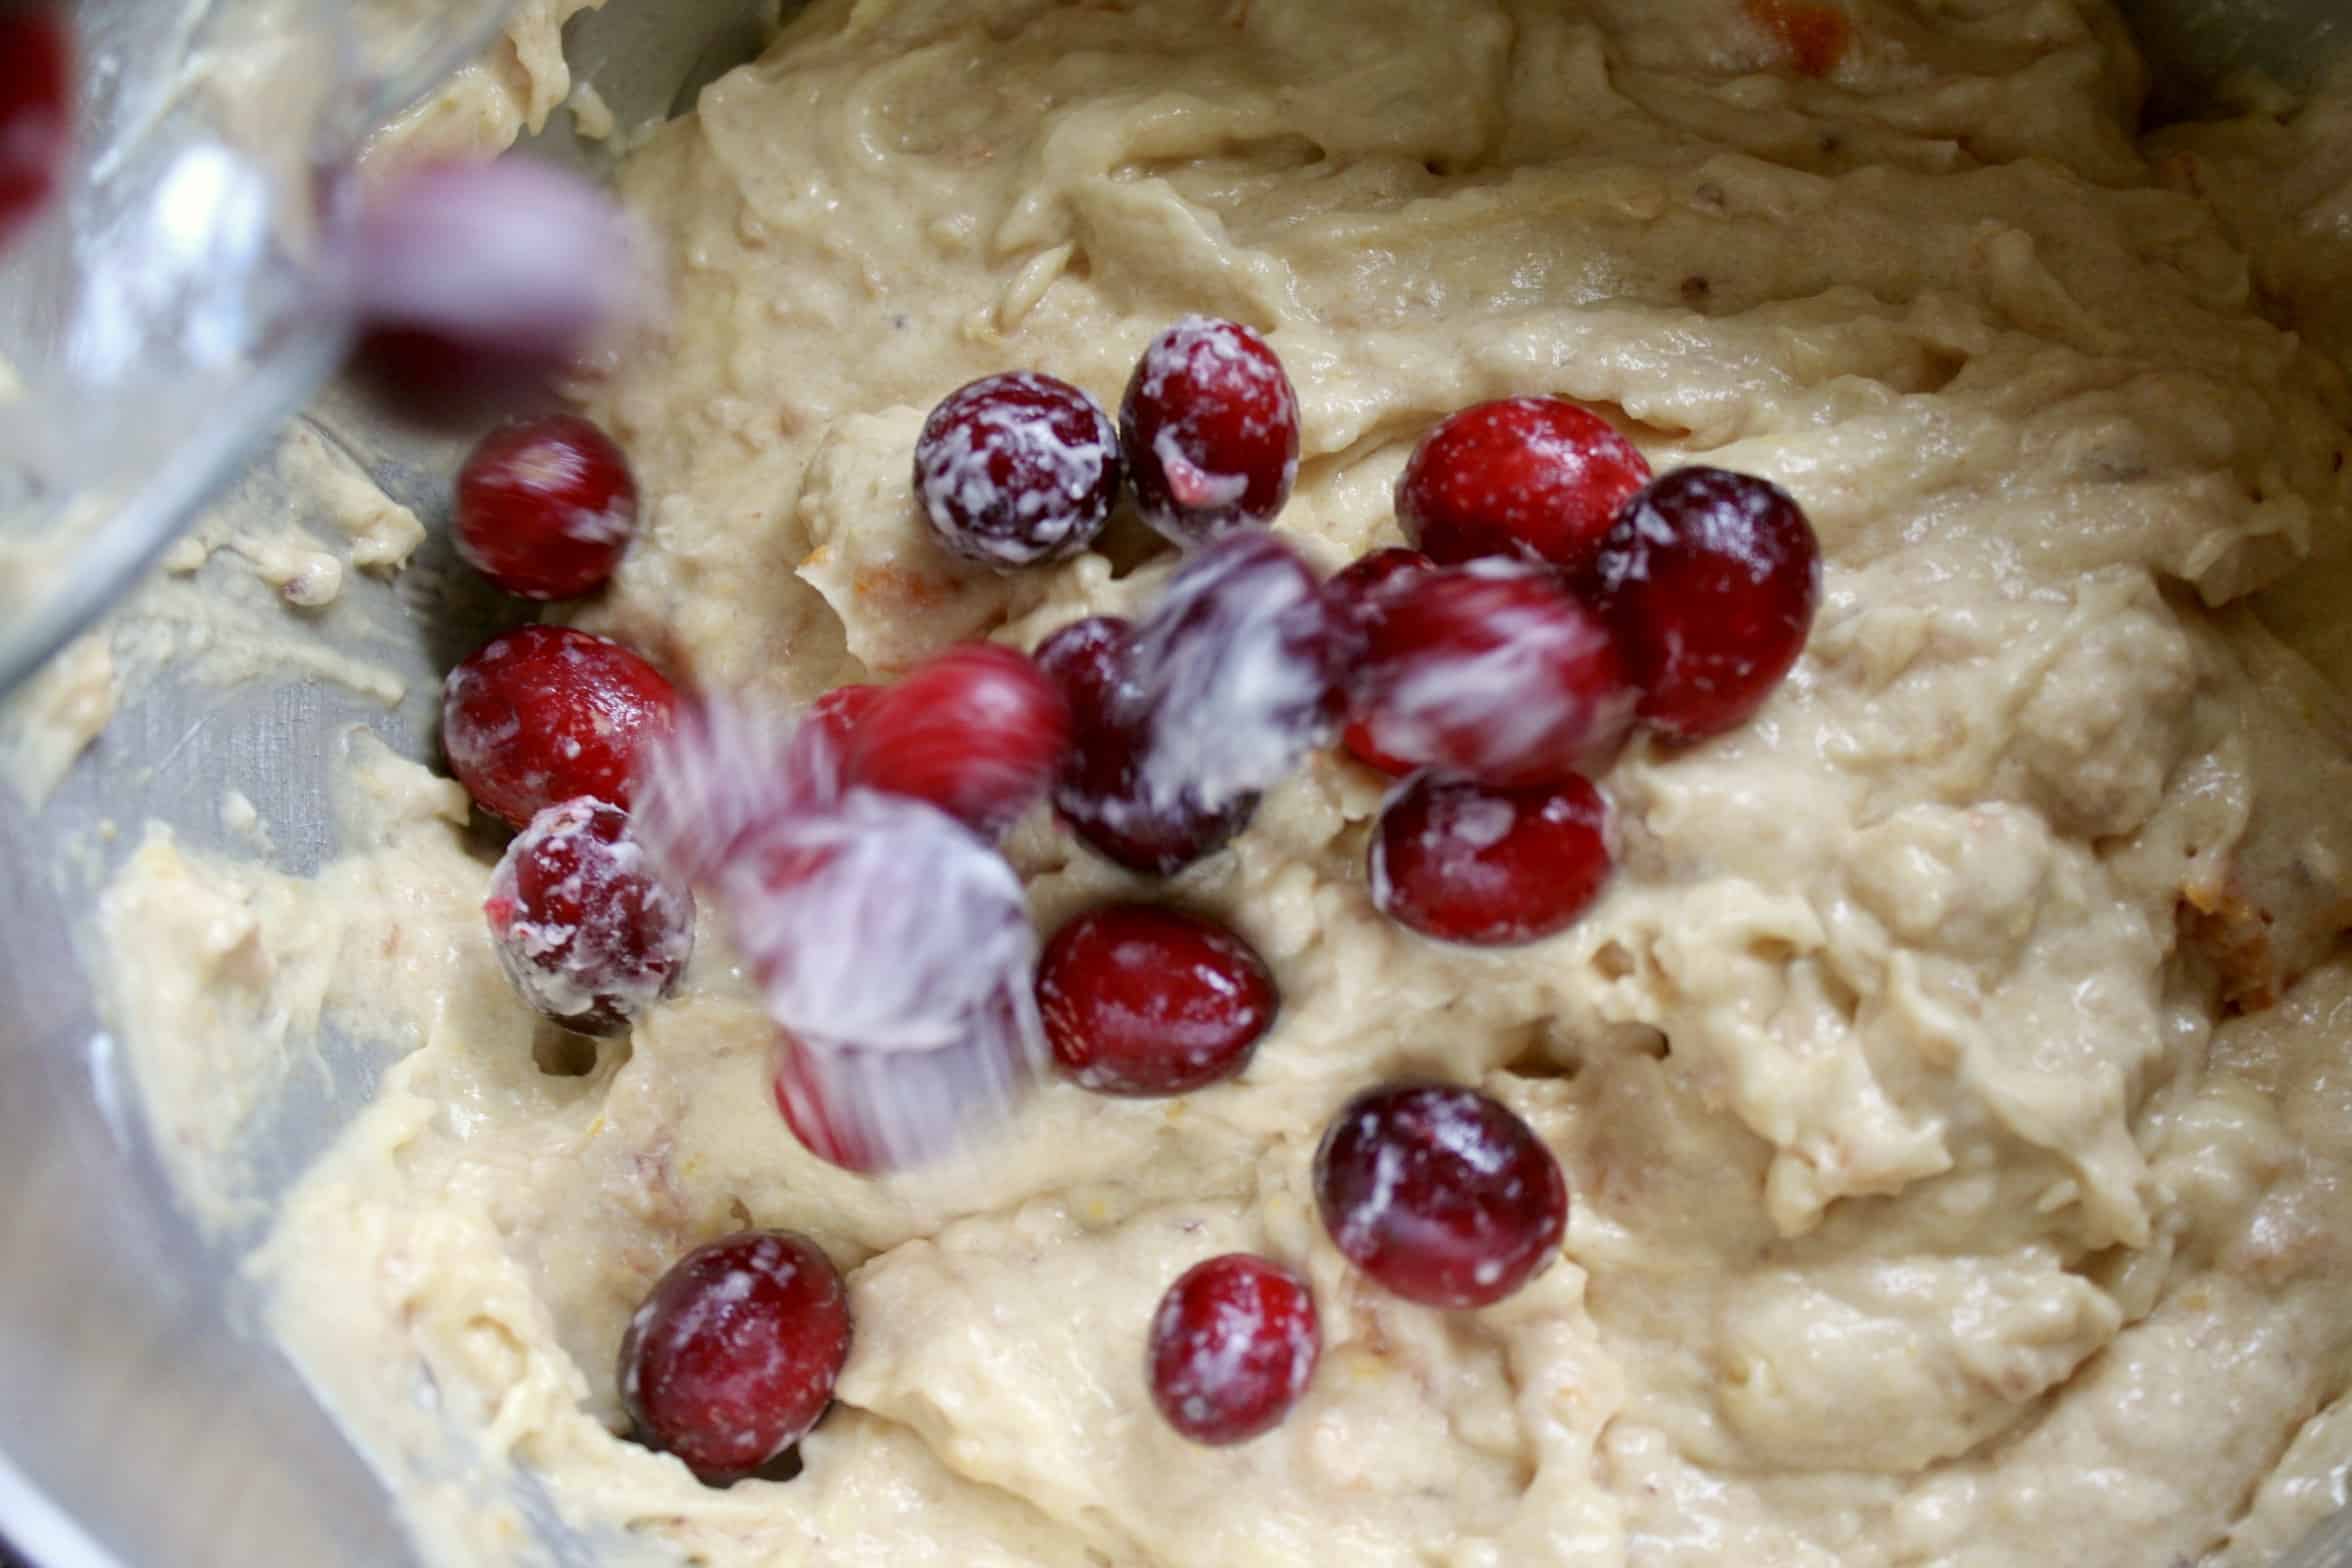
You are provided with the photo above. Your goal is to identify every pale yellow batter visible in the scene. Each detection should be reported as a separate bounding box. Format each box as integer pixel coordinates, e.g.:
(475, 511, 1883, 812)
(88, 1, 2352, 1564)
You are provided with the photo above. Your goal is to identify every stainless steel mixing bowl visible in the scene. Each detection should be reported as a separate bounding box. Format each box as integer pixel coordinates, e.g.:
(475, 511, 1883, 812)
(0, 2, 2343, 1564)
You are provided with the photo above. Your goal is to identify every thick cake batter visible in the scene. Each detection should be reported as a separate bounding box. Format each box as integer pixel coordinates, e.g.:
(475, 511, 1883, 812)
(91, 1, 2352, 1564)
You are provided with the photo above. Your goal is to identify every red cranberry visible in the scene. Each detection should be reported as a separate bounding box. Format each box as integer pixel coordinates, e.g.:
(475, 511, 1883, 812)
(1148, 1254, 1320, 1445)
(1325, 546, 1436, 633)
(771, 993, 1035, 1173)
(1034, 615, 1133, 703)
(1348, 561, 1634, 787)
(1397, 398, 1651, 573)
(1314, 1081, 1568, 1309)
(805, 682, 883, 757)
(772, 1033, 883, 1173)
(846, 644, 1070, 837)
(453, 414, 639, 600)
(1325, 547, 1434, 775)
(1120, 317, 1300, 542)
(0, 9, 68, 252)
(914, 372, 1122, 567)
(1746, 0, 1853, 77)
(1341, 722, 1414, 776)
(1370, 771, 1612, 946)
(347, 160, 645, 428)
(1037, 903, 1276, 1097)
(442, 624, 679, 828)
(618, 1230, 851, 1481)
(484, 798, 694, 1035)
(720, 790, 1043, 1170)
(1038, 615, 1258, 876)
(1589, 467, 1821, 739)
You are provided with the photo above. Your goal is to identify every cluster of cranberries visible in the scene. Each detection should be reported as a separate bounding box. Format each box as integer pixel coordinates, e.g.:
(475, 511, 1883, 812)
(921, 333, 1820, 947)
(427, 411, 705, 1040)
(434, 315, 1821, 1477)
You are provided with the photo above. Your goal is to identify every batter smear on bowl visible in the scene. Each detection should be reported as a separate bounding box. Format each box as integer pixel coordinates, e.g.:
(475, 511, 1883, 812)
(87, 1, 2352, 1566)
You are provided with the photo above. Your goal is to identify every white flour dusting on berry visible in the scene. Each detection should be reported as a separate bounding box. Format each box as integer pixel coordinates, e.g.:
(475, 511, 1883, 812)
(1352, 559, 1635, 786)
(1125, 529, 1338, 817)
(1121, 317, 1301, 541)
(719, 788, 1037, 1056)
(484, 798, 695, 1034)
(914, 372, 1121, 567)
(632, 697, 847, 889)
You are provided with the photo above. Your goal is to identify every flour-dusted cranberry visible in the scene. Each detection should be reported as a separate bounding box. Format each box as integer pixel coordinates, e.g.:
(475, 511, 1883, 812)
(846, 644, 1070, 837)
(722, 789, 1045, 1171)
(771, 987, 1035, 1174)
(1348, 560, 1634, 787)
(484, 798, 693, 1035)
(632, 697, 848, 890)
(1325, 547, 1435, 775)
(1038, 903, 1276, 1097)
(0, 9, 69, 252)
(1121, 317, 1301, 542)
(1590, 467, 1820, 739)
(915, 372, 1122, 567)
(1370, 771, 1611, 946)
(347, 160, 647, 426)
(1340, 722, 1415, 778)
(443, 624, 679, 827)
(1398, 398, 1652, 573)
(618, 1229, 851, 1481)
(771, 1032, 883, 1173)
(1148, 1254, 1321, 1445)
(805, 683, 882, 756)
(1314, 1081, 1568, 1309)
(1038, 615, 1258, 876)
(453, 414, 639, 600)
(1125, 528, 1343, 810)
(1325, 546, 1437, 634)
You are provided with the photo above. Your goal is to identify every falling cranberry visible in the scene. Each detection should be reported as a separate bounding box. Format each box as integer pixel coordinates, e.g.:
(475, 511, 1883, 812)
(443, 624, 678, 828)
(914, 372, 1122, 567)
(346, 160, 646, 428)
(632, 697, 841, 891)
(772, 1032, 885, 1173)
(1324, 547, 1434, 775)
(1370, 771, 1612, 946)
(1037, 615, 1258, 876)
(1148, 1254, 1321, 1446)
(1121, 317, 1301, 542)
(1397, 398, 1652, 574)
(618, 1230, 851, 1481)
(0, 9, 69, 253)
(721, 790, 1044, 1171)
(1340, 723, 1414, 777)
(1034, 615, 1133, 702)
(1325, 546, 1436, 634)
(1348, 561, 1634, 787)
(484, 798, 694, 1035)
(1314, 1081, 1568, 1309)
(846, 644, 1070, 837)
(1037, 903, 1276, 1096)
(1589, 467, 1821, 740)
(805, 682, 883, 757)
(453, 414, 639, 600)
(770, 994, 1038, 1174)
(1126, 528, 1342, 803)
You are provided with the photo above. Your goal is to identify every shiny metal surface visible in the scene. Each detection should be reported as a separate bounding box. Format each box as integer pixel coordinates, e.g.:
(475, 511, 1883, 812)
(0, 1, 2343, 1565)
